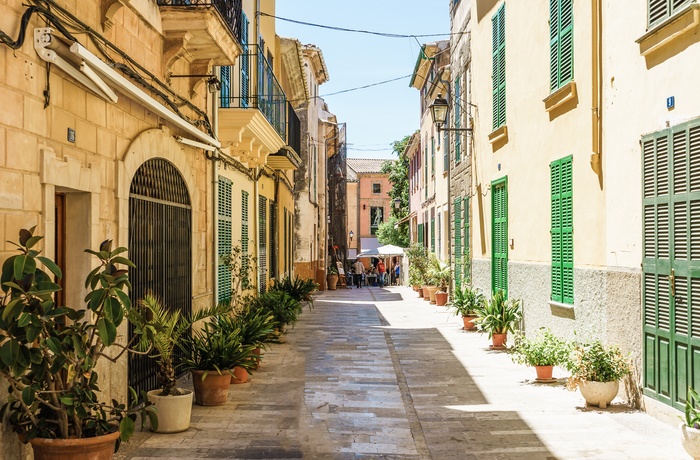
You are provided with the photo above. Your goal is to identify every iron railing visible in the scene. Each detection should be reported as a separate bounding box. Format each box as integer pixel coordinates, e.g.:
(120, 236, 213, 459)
(287, 101, 301, 154)
(157, 0, 243, 44)
(220, 45, 287, 142)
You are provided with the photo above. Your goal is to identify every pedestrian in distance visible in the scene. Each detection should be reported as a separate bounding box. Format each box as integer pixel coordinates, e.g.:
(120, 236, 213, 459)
(353, 259, 365, 288)
(377, 259, 386, 287)
(394, 261, 400, 286)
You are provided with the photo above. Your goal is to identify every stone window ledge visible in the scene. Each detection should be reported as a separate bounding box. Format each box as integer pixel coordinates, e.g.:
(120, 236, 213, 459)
(488, 125, 508, 144)
(636, 4, 700, 56)
(544, 81, 577, 113)
(549, 300, 574, 310)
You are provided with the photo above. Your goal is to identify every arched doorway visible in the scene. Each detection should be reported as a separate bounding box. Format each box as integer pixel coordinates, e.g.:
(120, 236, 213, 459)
(128, 158, 192, 396)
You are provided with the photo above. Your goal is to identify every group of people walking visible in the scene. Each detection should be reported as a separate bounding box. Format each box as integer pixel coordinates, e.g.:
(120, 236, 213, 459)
(351, 258, 400, 288)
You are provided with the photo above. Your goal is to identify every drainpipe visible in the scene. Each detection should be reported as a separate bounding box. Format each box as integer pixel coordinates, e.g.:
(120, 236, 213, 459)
(436, 68, 452, 280)
(591, 0, 603, 189)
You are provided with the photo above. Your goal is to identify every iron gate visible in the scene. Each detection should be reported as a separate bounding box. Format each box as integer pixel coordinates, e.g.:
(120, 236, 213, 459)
(128, 158, 192, 396)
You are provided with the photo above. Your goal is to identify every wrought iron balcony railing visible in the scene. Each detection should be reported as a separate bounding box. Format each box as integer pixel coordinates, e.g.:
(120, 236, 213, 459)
(219, 45, 287, 142)
(287, 101, 301, 154)
(157, 0, 243, 44)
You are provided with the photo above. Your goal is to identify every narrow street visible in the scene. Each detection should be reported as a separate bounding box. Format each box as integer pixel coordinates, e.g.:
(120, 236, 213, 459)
(121, 286, 685, 460)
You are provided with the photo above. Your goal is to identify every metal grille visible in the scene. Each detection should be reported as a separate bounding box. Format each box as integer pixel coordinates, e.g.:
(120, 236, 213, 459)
(156, 0, 243, 44)
(129, 159, 192, 397)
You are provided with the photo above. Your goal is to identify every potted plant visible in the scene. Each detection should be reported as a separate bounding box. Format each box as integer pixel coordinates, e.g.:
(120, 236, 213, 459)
(681, 387, 700, 459)
(448, 285, 485, 330)
(406, 244, 430, 298)
(564, 339, 630, 408)
(474, 290, 522, 349)
(271, 275, 318, 306)
(510, 328, 569, 380)
(408, 265, 423, 296)
(428, 256, 451, 306)
(326, 265, 339, 290)
(179, 321, 254, 406)
(138, 295, 226, 433)
(0, 228, 156, 459)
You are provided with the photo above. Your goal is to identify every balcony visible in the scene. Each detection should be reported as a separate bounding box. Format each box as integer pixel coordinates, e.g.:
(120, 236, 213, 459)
(157, 0, 243, 72)
(268, 102, 302, 170)
(218, 45, 288, 166)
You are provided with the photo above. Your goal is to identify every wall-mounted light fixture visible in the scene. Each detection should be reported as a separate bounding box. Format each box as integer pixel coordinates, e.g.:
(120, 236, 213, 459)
(393, 198, 401, 210)
(169, 74, 221, 93)
(429, 94, 473, 133)
(349, 230, 354, 242)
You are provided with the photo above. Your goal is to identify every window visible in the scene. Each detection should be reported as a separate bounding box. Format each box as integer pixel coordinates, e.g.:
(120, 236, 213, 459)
(550, 0, 574, 91)
(217, 177, 233, 302)
(551, 156, 573, 304)
(454, 73, 462, 163)
(648, 0, 692, 27)
(431, 136, 435, 176)
(417, 223, 424, 247)
(370, 206, 384, 235)
(270, 201, 277, 280)
(372, 183, 381, 194)
(492, 4, 506, 131)
(258, 195, 267, 294)
(240, 12, 250, 107)
(443, 129, 449, 173)
(492, 177, 508, 294)
(454, 198, 462, 288)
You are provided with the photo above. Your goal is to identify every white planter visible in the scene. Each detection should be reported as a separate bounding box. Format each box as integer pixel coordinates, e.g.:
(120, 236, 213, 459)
(681, 423, 700, 459)
(578, 380, 619, 409)
(147, 389, 193, 433)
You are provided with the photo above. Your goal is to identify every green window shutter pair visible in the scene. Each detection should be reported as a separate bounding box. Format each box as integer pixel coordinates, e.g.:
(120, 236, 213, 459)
(454, 198, 462, 289)
(431, 137, 435, 175)
(648, 0, 692, 27)
(492, 178, 508, 294)
(218, 177, 233, 303)
(418, 223, 424, 248)
(463, 196, 470, 281)
(492, 4, 506, 131)
(455, 75, 462, 163)
(431, 218, 436, 253)
(259, 195, 267, 294)
(550, 156, 574, 304)
(549, 0, 574, 91)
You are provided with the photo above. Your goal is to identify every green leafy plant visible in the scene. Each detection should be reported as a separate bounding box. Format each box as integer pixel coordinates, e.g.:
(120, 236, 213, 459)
(138, 295, 228, 397)
(405, 243, 429, 285)
(564, 340, 630, 391)
(427, 255, 451, 292)
(327, 265, 339, 275)
(179, 320, 254, 379)
(271, 275, 318, 306)
(220, 244, 258, 307)
(448, 285, 485, 317)
(474, 290, 522, 338)
(0, 228, 156, 444)
(510, 328, 570, 367)
(250, 291, 302, 333)
(685, 387, 700, 429)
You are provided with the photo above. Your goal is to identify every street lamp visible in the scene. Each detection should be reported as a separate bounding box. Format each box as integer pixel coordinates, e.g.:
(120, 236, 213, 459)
(349, 230, 354, 242)
(393, 198, 401, 210)
(429, 94, 472, 133)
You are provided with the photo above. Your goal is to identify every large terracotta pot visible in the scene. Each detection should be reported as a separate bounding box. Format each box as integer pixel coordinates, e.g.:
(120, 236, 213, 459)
(231, 365, 249, 384)
(435, 291, 448, 306)
(421, 286, 430, 299)
(535, 365, 554, 381)
(147, 389, 193, 433)
(462, 315, 477, 330)
(681, 423, 700, 459)
(29, 429, 120, 460)
(192, 370, 230, 406)
(327, 274, 338, 290)
(427, 286, 439, 304)
(417, 287, 424, 297)
(252, 347, 262, 369)
(578, 380, 619, 409)
(491, 333, 508, 349)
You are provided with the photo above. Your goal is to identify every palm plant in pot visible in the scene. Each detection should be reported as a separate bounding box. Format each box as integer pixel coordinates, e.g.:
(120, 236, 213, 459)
(510, 328, 569, 380)
(564, 339, 630, 408)
(0, 228, 156, 459)
(138, 295, 227, 432)
(448, 285, 485, 330)
(428, 256, 451, 306)
(474, 290, 522, 349)
(681, 387, 700, 459)
(179, 320, 254, 406)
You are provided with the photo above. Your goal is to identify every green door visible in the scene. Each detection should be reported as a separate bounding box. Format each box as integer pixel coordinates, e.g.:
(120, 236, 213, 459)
(643, 119, 700, 410)
(492, 177, 508, 294)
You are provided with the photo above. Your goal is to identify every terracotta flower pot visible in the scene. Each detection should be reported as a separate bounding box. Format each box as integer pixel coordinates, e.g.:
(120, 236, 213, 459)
(231, 365, 249, 384)
(147, 389, 193, 433)
(491, 333, 508, 349)
(252, 347, 262, 369)
(29, 429, 120, 460)
(435, 291, 448, 306)
(412, 285, 420, 292)
(535, 365, 554, 381)
(418, 287, 424, 297)
(192, 370, 230, 406)
(681, 423, 700, 459)
(462, 315, 477, 330)
(427, 286, 439, 304)
(421, 286, 431, 300)
(578, 380, 619, 409)
(327, 274, 338, 290)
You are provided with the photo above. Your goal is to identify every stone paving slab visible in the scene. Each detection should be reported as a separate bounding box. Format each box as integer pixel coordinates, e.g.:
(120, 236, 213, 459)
(118, 286, 690, 459)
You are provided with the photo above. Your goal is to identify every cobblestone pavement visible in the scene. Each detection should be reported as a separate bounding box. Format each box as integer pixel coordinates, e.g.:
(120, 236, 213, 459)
(121, 286, 688, 460)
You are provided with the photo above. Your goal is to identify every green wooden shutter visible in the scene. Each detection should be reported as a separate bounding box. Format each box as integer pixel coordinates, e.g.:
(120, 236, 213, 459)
(431, 137, 435, 176)
(492, 5, 506, 130)
(218, 177, 233, 303)
(550, 161, 563, 302)
(240, 12, 250, 107)
(454, 198, 462, 288)
(550, 156, 574, 303)
(259, 195, 267, 293)
(418, 223, 424, 248)
(550, 0, 574, 91)
(455, 75, 462, 163)
(463, 196, 470, 282)
(431, 218, 435, 253)
(492, 178, 508, 294)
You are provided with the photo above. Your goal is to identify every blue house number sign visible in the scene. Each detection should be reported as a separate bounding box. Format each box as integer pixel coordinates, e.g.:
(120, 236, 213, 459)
(667, 96, 675, 110)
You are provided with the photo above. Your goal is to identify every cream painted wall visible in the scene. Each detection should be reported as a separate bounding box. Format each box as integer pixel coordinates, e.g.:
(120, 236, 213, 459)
(471, 0, 606, 268)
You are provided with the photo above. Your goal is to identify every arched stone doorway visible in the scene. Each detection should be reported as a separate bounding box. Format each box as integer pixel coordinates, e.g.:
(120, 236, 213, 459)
(128, 158, 192, 396)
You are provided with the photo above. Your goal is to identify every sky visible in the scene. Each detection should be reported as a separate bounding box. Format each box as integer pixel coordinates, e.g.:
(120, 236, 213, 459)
(276, 1, 450, 160)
